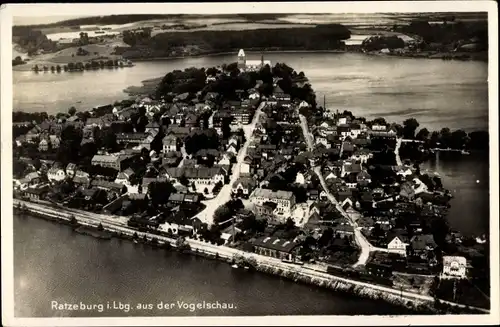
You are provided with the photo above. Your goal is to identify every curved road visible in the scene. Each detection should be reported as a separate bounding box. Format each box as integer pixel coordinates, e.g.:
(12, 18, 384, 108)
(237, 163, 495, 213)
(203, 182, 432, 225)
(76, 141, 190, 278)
(193, 101, 265, 226)
(395, 137, 403, 166)
(298, 113, 373, 266)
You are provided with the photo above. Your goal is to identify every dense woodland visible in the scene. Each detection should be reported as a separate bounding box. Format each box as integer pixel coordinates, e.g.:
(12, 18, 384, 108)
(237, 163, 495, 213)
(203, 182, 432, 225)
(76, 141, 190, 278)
(117, 24, 351, 59)
(155, 62, 317, 107)
(12, 27, 58, 55)
(395, 19, 488, 50)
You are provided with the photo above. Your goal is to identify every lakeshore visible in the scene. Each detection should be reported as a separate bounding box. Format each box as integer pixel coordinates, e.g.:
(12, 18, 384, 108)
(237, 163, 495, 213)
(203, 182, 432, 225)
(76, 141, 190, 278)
(13, 48, 487, 73)
(13, 52, 488, 133)
(14, 213, 420, 317)
(12, 201, 488, 315)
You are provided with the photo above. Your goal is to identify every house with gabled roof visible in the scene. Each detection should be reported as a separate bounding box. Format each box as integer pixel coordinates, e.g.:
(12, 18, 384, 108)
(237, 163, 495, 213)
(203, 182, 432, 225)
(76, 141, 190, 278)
(341, 161, 362, 177)
(38, 138, 50, 152)
(162, 134, 178, 153)
(47, 166, 66, 182)
(272, 85, 290, 101)
(387, 230, 409, 256)
(115, 168, 135, 185)
(232, 177, 256, 198)
(442, 256, 467, 279)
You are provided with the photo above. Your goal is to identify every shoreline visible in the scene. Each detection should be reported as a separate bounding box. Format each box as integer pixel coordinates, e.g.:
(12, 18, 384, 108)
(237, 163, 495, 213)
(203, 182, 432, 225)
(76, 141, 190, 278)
(13, 201, 488, 314)
(13, 48, 487, 72)
(120, 48, 488, 63)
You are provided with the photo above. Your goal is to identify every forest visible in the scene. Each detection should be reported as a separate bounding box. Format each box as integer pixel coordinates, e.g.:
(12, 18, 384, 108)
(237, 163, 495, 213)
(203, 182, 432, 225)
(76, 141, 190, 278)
(395, 19, 488, 50)
(118, 24, 351, 59)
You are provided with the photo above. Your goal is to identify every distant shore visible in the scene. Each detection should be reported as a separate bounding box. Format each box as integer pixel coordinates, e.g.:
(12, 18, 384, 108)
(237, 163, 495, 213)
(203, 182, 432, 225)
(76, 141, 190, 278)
(13, 47, 488, 73)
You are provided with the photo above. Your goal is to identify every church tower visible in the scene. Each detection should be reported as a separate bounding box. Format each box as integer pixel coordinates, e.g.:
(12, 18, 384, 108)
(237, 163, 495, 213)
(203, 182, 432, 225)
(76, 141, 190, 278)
(237, 49, 246, 70)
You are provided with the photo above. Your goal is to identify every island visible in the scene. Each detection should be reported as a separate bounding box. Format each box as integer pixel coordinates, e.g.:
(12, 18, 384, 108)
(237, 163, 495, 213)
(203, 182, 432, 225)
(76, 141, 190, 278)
(12, 49, 490, 315)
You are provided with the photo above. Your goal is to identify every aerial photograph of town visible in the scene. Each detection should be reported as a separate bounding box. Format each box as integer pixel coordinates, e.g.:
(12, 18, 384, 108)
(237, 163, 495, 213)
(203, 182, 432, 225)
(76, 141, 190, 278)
(2, 2, 497, 324)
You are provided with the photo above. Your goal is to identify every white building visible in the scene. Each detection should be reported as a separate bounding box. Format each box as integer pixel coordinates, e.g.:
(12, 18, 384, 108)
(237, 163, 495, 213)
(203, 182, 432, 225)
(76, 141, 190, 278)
(295, 172, 306, 185)
(47, 167, 66, 182)
(162, 135, 178, 153)
(442, 256, 467, 279)
(165, 167, 225, 194)
(387, 235, 408, 256)
(372, 124, 387, 131)
(250, 188, 296, 218)
(337, 117, 348, 125)
(237, 49, 271, 72)
(298, 101, 310, 109)
(240, 161, 251, 176)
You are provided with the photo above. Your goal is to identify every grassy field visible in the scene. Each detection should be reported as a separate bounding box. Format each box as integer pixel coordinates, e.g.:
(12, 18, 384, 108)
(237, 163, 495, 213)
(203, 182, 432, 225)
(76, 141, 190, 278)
(13, 42, 128, 71)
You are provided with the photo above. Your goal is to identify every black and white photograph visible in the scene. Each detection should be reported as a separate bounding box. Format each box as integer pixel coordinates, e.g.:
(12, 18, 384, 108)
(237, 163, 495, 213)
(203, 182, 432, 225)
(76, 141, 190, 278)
(1, 2, 498, 326)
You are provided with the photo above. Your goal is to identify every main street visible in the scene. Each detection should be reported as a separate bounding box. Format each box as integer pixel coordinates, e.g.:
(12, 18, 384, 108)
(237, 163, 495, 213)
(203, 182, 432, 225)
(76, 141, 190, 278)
(395, 137, 403, 166)
(193, 101, 265, 226)
(298, 113, 373, 266)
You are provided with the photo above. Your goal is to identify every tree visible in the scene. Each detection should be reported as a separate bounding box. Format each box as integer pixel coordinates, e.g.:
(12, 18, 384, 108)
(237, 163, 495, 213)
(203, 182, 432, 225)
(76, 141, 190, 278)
(318, 228, 333, 247)
(439, 128, 452, 148)
(415, 128, 430, 141)
(372, 117, 387, 125)
(429, 131, 440, 146)
(402, 118, 420, 139)
(148, 181, 175, 207)
(79, 140, 97, 159)
(58, 125, 83, 165)
(228, 198, 244, 212)
(70, 215, 78, 225)
(213, 204, 232, 224)
(176, 236, 191, 252)
(179, 175, 190, 187)
(468, 130, 488, 151)
(285, 217, 295, 231)
(449, 129, 468, 149)
(97, 223, 104, 231)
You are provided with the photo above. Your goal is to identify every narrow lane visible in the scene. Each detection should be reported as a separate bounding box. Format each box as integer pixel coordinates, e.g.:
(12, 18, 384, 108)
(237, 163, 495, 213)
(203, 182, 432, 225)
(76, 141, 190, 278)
(193, 101, 265, 226)
(298, 113, 372, 266)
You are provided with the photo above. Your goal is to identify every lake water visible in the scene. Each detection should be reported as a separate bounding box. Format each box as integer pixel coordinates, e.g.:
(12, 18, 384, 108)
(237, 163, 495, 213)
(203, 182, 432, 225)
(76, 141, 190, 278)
(11, 52, 490, 316)
(421, 153, 490, 237)
(13, 52, 488, 132)
(13, 214, 414, 317)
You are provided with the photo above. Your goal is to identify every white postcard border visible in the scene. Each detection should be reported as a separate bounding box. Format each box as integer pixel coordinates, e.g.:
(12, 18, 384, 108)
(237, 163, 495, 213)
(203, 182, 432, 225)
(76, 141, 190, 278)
(1, 2, 498, 326)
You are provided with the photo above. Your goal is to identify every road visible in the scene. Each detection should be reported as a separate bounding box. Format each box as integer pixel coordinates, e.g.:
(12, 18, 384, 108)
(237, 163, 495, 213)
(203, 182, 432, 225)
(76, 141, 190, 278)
(298, 113, 373, 266)
(395, 137, 403, 166)
(193, 101, 265, 226)
(178, 144, 188, 168)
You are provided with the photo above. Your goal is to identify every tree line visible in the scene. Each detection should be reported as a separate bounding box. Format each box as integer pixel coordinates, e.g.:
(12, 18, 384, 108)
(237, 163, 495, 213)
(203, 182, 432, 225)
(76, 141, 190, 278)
(155, 62, 318, 108)
(400, 117, 488, 151)
(33, 59, 125, 73)
(12, 27, 58, 56)
(395, 19, 488, 51)
(120, 24, 351, 59)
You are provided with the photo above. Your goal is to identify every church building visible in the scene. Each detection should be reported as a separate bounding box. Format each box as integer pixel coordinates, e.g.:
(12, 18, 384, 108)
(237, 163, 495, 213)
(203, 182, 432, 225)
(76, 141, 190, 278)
(237, 49, 272, 72)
